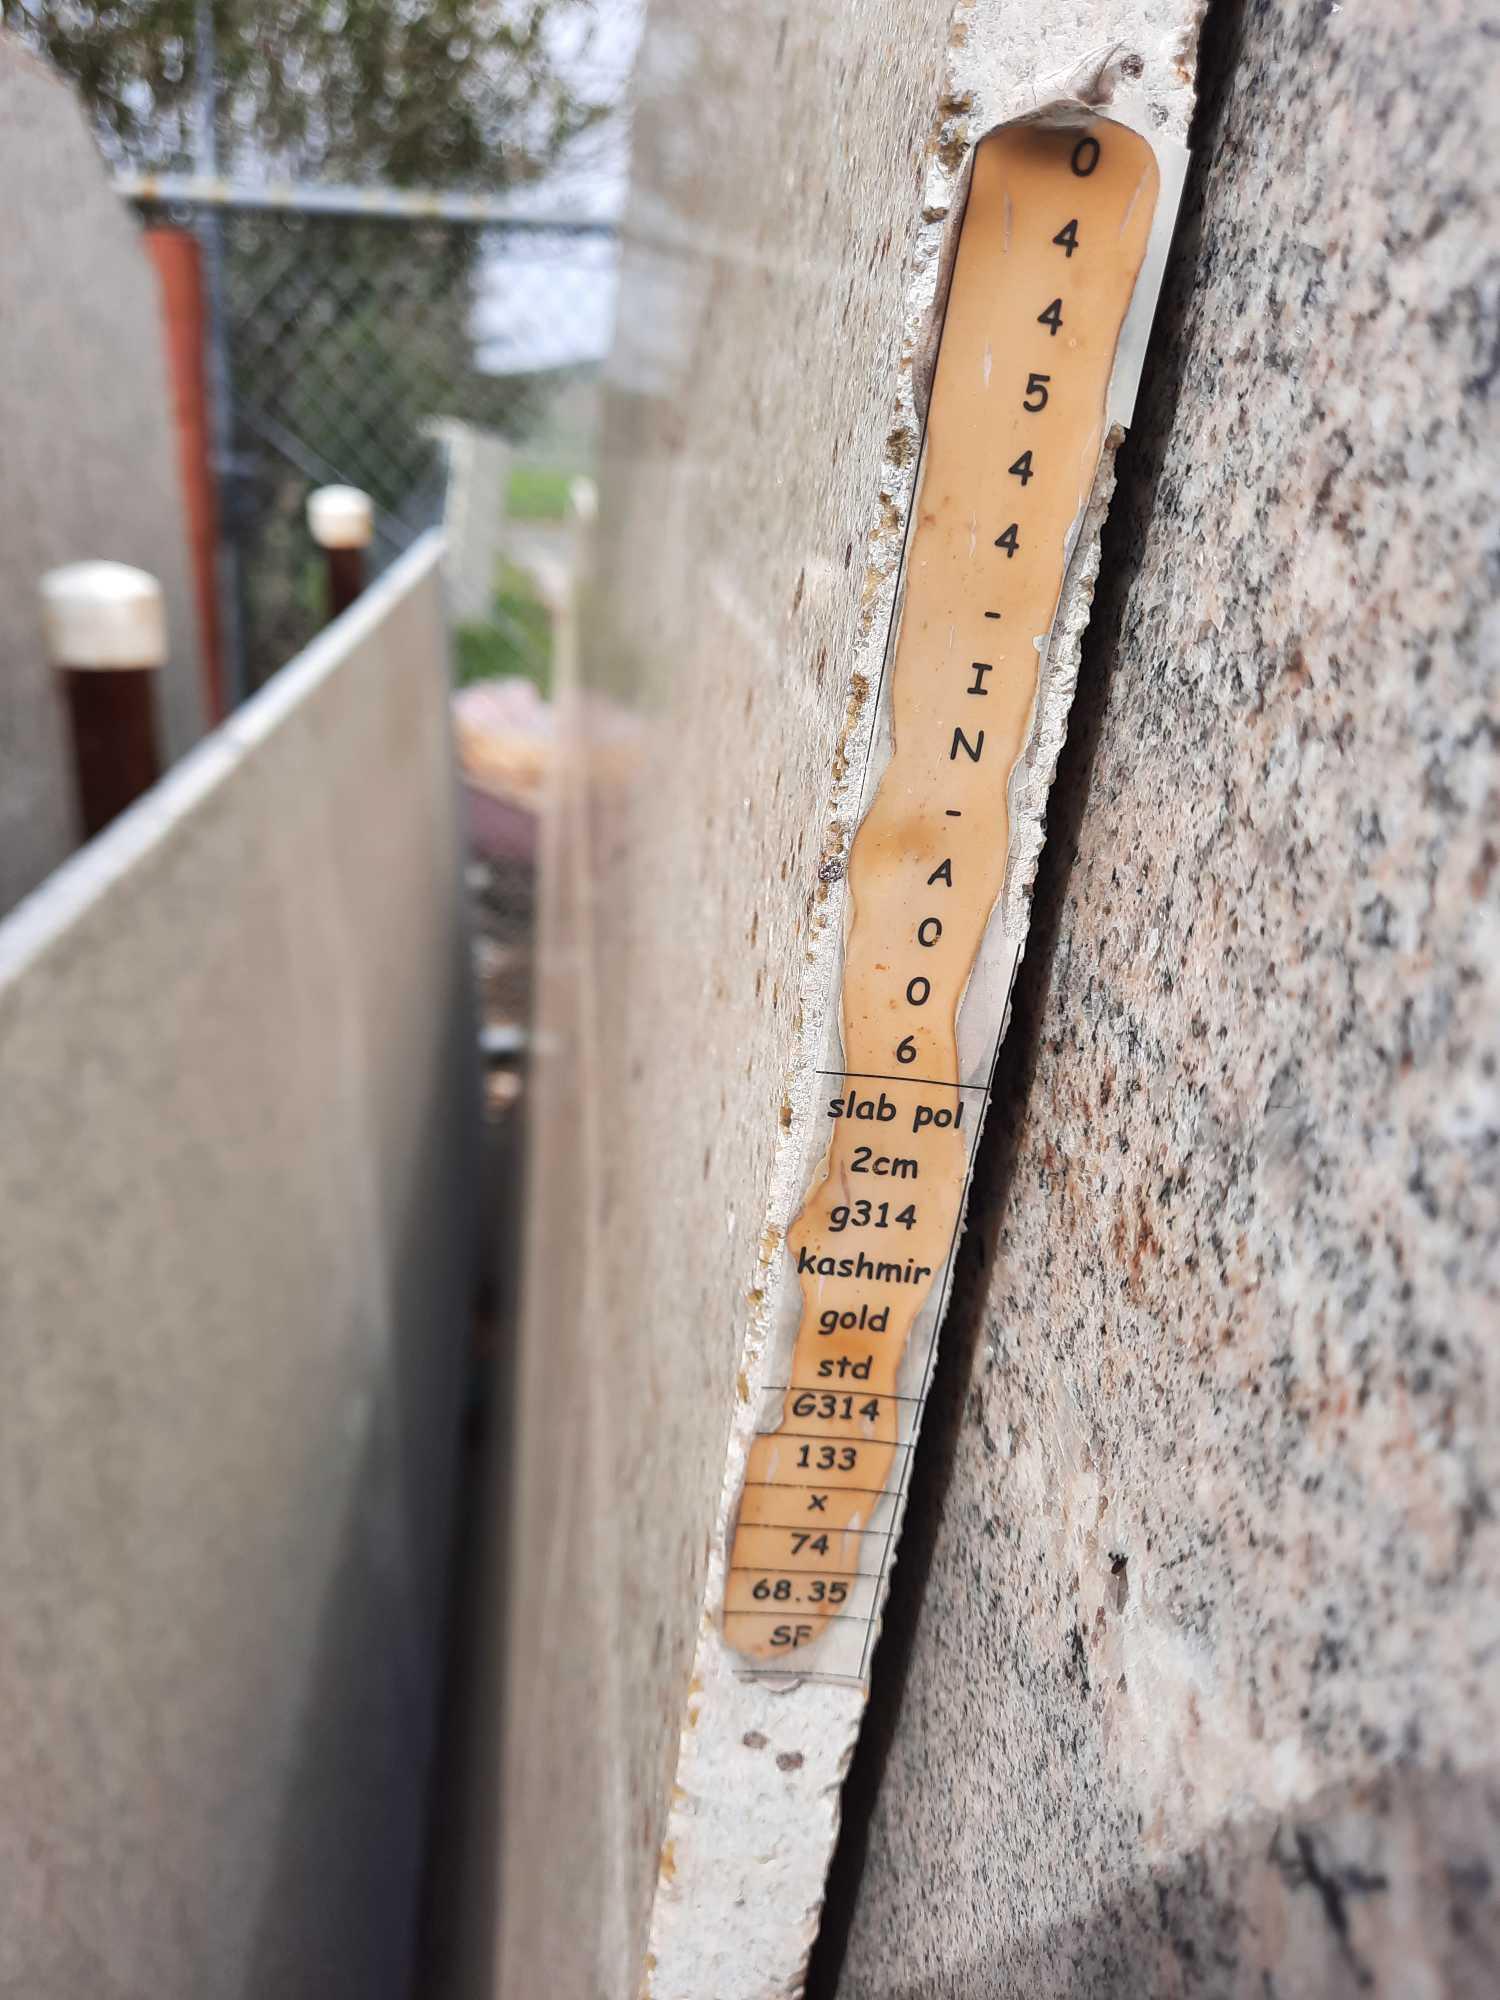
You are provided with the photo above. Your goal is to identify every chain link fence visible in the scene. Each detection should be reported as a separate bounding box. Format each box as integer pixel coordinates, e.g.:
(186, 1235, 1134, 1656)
(126, 185, 614, 1043)
(130, 189, 616, 686)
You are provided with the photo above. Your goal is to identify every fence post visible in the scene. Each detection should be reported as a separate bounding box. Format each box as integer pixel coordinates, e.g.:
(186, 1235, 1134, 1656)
(144, 224, 227, 722)
(308, 486, 374, 623)
(41, 562, 166, 840)
(189, 0, 250, 709)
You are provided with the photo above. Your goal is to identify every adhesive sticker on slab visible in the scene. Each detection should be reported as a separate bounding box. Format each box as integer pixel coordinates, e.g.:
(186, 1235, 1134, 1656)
(726, 115, 1167, 1671)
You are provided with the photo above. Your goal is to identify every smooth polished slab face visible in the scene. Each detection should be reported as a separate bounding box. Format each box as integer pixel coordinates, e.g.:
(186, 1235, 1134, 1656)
(727, 118, 1160, 1670)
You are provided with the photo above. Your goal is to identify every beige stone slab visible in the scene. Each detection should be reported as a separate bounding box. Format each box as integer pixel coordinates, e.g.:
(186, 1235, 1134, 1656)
(0, 538, 477, 1998)
(498, 4, 1200, 1995)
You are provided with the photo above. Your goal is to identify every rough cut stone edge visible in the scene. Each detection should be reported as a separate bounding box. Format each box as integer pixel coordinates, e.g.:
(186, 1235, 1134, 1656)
(642, 11, 1202, 1997)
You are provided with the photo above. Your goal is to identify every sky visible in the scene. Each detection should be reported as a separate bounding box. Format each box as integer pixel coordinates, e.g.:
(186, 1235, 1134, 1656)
(470, 0, 645, 377)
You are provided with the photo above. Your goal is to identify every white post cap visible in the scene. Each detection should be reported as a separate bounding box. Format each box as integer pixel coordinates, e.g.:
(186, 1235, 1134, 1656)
(307, 485, 374, 550)
(39, 562, 167, 670)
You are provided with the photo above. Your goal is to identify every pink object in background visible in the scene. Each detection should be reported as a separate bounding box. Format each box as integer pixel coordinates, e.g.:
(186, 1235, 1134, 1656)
(451, 676, 554, 864)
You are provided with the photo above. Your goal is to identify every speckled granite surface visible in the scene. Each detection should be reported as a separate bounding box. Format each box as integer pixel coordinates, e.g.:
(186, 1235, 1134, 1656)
(826, 1, 1500, 1994)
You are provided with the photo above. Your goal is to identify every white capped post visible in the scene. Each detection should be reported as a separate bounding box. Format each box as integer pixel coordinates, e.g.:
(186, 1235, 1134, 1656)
(307, 485, 374, 623)
(40, 561, 167, 838)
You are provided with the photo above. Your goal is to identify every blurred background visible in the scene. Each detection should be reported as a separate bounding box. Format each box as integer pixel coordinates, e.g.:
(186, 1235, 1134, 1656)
(0, 6, 646, 1994)
(3, 0, 643, 1073)
(24, 0, 638, 689)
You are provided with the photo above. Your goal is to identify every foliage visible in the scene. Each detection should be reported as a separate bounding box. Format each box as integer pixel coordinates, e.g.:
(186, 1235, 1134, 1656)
(4, 0, 606, 687)
(4, 0, 608, 184)
(454, 563, 553, 691)
(506, 462, 575, 520)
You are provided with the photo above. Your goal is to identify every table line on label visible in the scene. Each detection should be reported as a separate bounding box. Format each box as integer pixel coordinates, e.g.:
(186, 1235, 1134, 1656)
(815, 1067, 991, 1093)
(754, 1430, 916, 1450)
(725, 1609, 873, 1626)
(739, 1521, 896, 1538)
(743, 1480, 896, 1498)
(763, 1385, 926, 1404)
(729, 1566, 873, 1578)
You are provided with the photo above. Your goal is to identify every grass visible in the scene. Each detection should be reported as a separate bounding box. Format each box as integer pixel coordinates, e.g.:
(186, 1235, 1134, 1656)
(453, 560, 553, 692)
(505, 463, 575, 521)
(453, 462, 583, 688)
